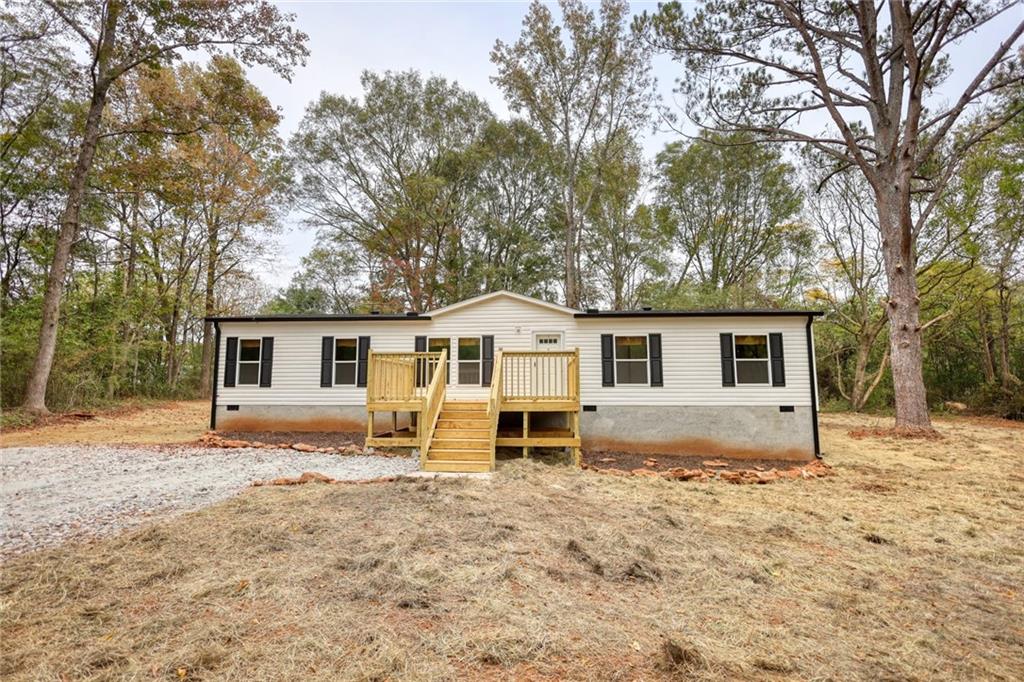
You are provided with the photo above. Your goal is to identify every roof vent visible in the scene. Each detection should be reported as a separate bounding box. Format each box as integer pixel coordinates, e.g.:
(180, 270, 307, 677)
(405, 311, 419, 317)
(370, 310, 380, 315)
(641, 305, 653, 311)
(585, 307, 599, 314)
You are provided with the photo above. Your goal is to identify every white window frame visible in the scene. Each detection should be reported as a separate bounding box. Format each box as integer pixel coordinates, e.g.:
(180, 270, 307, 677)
(334, 337, 358, 386)
(457, 335, 483, 386)
(734, 334, 771, 386)
(614, 334, 649, 386)
(427, 336, 452, 385)
(237, 338, 262, 386)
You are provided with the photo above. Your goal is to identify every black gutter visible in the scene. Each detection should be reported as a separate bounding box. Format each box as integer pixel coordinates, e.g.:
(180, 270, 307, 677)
(574, 310, 824, 319)
(205, 314, 429, 322)
(210, 321, 220, 430)
(805, 316, 821, 458)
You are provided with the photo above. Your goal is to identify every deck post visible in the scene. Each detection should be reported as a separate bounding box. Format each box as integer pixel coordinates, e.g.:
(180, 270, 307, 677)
(572, 347, 581, 466)
(522, 411, 529, 459)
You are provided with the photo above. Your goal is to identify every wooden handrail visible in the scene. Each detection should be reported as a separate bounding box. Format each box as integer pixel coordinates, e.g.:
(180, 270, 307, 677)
(486, 349, 504, 468)
(367, 351, 443, 404)
(419, 348, 447, 465)
(499, 350, 578, 401)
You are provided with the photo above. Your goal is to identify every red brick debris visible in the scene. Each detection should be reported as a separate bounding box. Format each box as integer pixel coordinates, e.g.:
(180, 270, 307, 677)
(197, 432, 401, 457)
(251, 471, 401, 487)
(582, 458, 834, 484)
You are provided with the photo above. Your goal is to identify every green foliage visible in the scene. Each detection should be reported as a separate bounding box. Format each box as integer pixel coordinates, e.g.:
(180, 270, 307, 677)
(1, 55, 286, 410)
(653, 131, 811, 307)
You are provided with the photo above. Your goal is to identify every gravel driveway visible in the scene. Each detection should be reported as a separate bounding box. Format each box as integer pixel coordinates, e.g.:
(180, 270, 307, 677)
(0, 445, 419, 558)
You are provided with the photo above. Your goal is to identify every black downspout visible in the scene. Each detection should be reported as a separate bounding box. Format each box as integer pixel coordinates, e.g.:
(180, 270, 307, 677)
(805, 316, 821, 458)
(210, 321, 220, 430)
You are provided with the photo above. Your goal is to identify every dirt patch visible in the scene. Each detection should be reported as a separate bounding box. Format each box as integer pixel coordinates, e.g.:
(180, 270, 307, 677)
(0, 401, 208, 447)
(582, 449, 800, 473)
(3, 413, 1022, 679)
(214, 415, 366, 432)
(848, 426, 944, 440)
(581, 434, 813, 461)
(212, 431, 366, 449)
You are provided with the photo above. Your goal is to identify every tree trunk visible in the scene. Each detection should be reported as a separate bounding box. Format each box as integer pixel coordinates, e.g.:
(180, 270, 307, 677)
(22, 86, 110, 413)
(978, 305, 996, 383)
(997, 278, 1020, 390)
(564, 200, 578, 308)
(22, 1, 120, 413)
(875, 184, 933, 430)
(198, 225, 219, 398)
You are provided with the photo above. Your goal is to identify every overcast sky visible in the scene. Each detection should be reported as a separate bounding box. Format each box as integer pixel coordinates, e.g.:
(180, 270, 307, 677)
(240, 1, 1021, 290)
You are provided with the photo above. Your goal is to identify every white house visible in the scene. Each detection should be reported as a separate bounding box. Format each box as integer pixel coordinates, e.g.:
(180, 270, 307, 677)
(208, 290, 822, 470)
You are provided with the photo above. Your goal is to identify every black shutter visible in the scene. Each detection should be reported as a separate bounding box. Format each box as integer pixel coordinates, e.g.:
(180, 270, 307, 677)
(481, 335, 494, 386)
(259, 337, 274, 387)
(224, 337, 238, 387)
(769, 332, 786, 386)
(601, 334, 615, 386)
(720, 333, 735, 387)
(321, 336, 333, 387)
(357, 336, 370, 387)
(648, 333, 663, 387)
(414, 336, 427, 387)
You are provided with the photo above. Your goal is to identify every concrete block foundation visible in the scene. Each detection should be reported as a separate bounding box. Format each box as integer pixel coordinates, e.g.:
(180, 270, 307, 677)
(214, 404, 367, 433)
(580, 405, 817, 461)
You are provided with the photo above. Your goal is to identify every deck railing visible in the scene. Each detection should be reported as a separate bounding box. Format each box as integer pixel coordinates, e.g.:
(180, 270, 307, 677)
(419, 348, 447, 465)
(499, 349, 580, 403)
(366, 350, 443, 404)
(486, 349, 504, 467)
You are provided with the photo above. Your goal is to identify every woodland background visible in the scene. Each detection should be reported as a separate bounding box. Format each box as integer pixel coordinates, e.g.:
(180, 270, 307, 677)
(1, 1, 1021, 418)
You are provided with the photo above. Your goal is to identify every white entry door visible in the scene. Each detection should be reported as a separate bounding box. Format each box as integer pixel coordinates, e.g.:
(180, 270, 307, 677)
(532, 333, 565, 397)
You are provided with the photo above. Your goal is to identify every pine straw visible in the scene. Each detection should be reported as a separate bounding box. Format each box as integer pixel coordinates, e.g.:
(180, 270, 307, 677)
(2, 414, 1022, 680)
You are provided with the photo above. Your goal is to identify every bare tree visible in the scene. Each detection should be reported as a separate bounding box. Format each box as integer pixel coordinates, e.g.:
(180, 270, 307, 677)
(808, 165, 889, 410)
(492, 0, 654, 308)
(18, 0, 306, 413)
(645, 0, 1024, 431)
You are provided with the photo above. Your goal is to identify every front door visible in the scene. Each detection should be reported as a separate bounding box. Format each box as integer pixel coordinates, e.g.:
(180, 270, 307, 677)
(532, 333, 565, 397)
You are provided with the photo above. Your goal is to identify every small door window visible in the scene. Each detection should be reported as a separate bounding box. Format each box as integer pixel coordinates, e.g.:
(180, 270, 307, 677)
(535, 333, 563, 350)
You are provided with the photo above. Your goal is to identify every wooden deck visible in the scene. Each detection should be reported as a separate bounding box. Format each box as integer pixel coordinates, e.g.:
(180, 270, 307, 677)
(366, 349, 581, 472)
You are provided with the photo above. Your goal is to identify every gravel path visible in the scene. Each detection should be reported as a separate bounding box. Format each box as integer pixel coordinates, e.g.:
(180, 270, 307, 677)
(0, 445, 419, 559)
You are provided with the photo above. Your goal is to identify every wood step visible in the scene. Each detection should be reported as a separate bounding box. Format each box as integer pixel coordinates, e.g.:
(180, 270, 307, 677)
(436, 411, 487, 421)
(437, 418, 489, 430)
(442, 401, 487, 411)
(422, 459, 492, 473)
(428, 448, 490, 461)
(431, 437, 490, 450)
(432, 428, 490, 438)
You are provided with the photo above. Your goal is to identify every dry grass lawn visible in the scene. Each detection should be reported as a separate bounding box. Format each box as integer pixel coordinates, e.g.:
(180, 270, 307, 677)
(2, 413, 1022, 680)
(0, 401, 208, 447)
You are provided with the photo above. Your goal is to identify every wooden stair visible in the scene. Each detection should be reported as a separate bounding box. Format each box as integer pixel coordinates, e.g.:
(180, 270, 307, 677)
(422, 400, 492, 472)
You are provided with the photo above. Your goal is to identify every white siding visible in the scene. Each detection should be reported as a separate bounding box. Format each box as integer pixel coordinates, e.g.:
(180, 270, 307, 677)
(216, 294, 815, 408)
(572, 317, 812, 406)
(217, 319, 428, 406)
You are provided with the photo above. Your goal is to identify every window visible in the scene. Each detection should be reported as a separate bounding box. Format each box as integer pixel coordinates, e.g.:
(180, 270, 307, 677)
(458, 337, 481, 384)
(334, 338, 357, 385)
(428, 337, 451, 384)
(735, 335, 770, 384)
(238, 339, 262, 385)
(614, 335, 648, 384)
